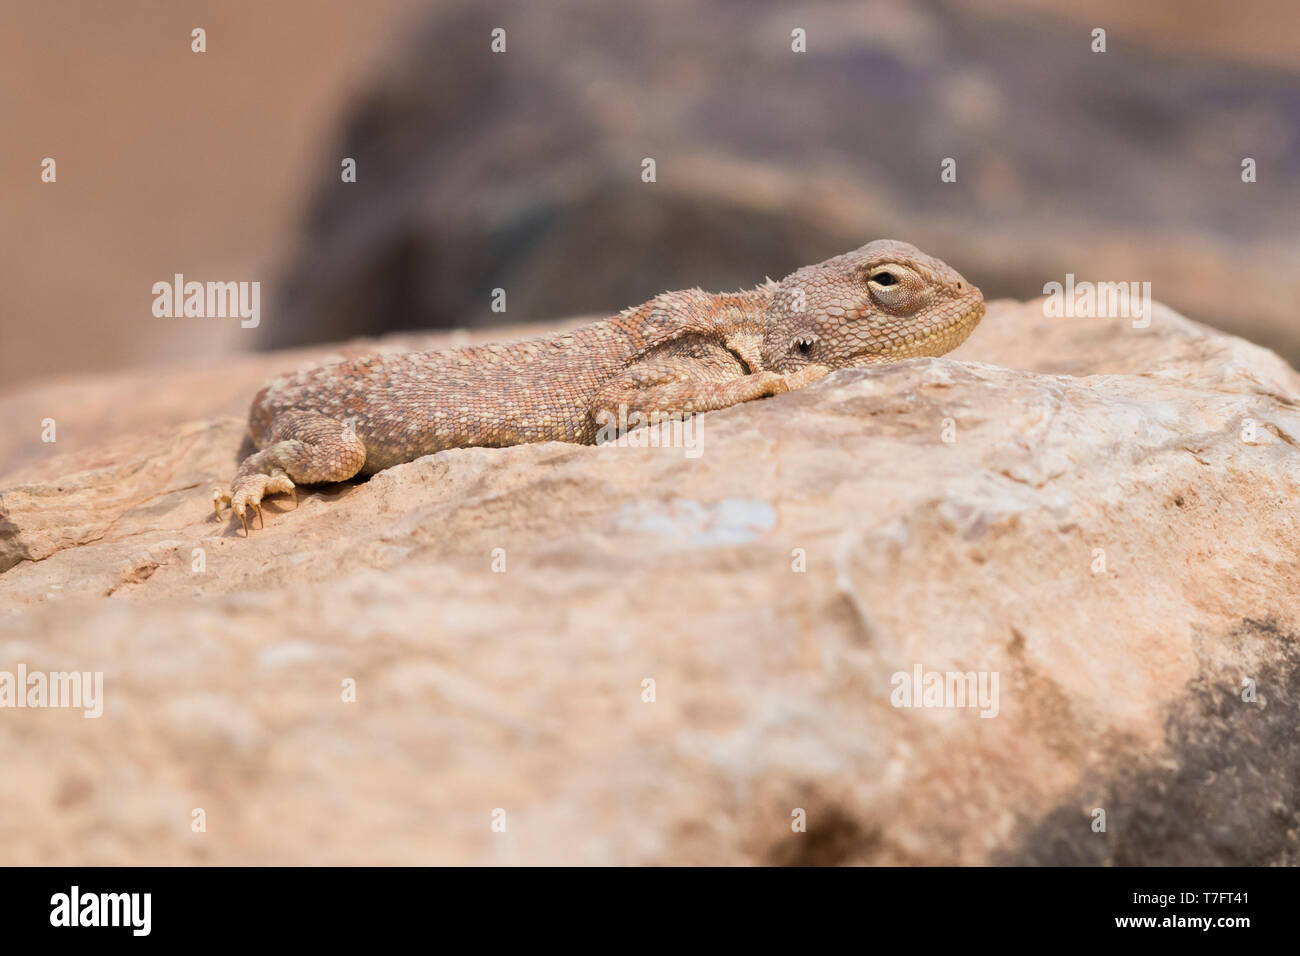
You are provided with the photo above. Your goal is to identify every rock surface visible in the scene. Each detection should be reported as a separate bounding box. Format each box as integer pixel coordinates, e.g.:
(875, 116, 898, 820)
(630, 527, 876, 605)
(2, 299, 1300, 865)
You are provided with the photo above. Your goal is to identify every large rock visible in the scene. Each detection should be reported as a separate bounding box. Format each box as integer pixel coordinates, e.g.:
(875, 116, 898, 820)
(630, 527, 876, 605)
(2, 299, 1299, 864)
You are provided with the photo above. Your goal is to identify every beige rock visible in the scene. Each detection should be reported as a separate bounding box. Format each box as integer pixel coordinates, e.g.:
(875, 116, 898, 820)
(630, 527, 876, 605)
(1, 299, 1298, 865)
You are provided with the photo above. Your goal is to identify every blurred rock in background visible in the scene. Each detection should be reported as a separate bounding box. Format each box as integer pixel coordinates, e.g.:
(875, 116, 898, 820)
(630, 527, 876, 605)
(4, 0, 1298, 389)
(267, 0, 1300, 361)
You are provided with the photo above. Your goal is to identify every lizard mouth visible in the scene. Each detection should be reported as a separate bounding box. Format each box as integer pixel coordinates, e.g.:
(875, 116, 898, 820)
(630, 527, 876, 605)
(854, 292, 985, 363)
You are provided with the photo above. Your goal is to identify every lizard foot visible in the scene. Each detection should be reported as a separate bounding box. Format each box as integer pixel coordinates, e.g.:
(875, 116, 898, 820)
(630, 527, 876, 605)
(212, 471, 296, 535)
(774, 364, 832, 393)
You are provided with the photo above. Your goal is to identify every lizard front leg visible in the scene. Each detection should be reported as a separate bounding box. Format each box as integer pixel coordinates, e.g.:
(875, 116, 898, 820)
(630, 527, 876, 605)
(213, 411, 367, 534)
(591, 357, 830, 424)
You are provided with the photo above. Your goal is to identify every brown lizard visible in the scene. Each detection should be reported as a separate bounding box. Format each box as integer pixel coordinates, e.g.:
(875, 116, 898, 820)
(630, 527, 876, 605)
(214, 239, 983, 532)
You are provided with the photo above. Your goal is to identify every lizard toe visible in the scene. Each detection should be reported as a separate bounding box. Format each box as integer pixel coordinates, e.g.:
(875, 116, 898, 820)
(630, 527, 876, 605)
(225, 473, 296, 534)
(212, 487, 231, 520)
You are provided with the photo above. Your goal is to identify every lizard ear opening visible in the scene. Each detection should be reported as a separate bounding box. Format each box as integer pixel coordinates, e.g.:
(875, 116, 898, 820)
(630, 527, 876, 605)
(789, 333, 819, 355)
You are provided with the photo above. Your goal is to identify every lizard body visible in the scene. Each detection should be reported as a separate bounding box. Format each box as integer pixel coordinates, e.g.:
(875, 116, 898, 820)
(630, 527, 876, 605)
(215, 240, 983, 531)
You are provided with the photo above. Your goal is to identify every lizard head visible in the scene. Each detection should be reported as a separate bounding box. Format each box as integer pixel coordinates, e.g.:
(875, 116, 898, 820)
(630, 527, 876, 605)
(762, 239, 984, 370)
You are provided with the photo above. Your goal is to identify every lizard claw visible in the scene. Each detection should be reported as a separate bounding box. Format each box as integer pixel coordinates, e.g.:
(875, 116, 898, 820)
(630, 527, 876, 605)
(216, 472, 295, 535)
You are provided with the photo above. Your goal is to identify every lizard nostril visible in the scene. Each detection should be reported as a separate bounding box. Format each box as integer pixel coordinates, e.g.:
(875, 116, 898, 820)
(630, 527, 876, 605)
(956, 281, 964, 291)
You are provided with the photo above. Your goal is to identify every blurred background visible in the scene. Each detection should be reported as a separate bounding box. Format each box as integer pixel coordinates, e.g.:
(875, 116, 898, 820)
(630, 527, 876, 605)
(3, 0, 1298, 391)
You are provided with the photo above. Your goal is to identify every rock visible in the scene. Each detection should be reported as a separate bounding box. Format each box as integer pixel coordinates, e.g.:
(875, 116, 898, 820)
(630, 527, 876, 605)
(2, 298, 1299, 864)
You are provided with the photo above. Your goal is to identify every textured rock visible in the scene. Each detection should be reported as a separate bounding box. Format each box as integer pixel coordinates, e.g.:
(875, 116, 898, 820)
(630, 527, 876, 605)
(2, 299, 1299, 864)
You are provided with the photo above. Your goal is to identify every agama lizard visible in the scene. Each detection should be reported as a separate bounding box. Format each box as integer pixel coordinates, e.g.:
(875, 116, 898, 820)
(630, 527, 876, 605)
(214, 239, 983, 532)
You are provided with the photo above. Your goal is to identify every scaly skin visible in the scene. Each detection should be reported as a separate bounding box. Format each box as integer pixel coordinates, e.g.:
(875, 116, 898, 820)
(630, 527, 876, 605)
(214, 240, 984, 532)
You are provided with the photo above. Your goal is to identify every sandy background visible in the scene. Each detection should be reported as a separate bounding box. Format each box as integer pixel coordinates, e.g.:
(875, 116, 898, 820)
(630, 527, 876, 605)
(1, 0, 424, 386)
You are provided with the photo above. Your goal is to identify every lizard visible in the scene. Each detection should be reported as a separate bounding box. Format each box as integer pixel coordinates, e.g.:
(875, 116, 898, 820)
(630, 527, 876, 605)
(213, 239, 984, 533)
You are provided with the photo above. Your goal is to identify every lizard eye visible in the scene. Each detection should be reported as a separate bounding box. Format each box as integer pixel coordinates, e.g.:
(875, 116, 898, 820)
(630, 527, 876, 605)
(865, 264, 922, 313)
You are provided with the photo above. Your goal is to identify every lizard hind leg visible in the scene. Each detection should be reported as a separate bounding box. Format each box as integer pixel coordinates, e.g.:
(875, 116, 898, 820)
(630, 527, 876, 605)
(213, 412, 367, 534)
